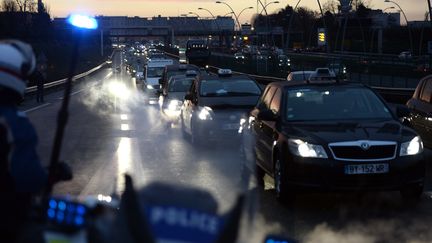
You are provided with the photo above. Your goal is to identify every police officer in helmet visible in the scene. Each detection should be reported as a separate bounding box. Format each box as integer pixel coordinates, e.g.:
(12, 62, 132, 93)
(0, 40, 48, 242)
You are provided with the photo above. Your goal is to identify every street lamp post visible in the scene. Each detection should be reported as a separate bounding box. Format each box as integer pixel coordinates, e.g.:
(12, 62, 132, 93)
(216, 1, 241, 31)
(198, 7, 222, 46)
(188, 12, 207, 34)
(259, 1, 279, 15)
(383, 6, 395, 12)
(238, 6, 254, 21)
(257, 0, 279, 47)
(224, 11, 234, 17)
(198, 7, 221, 32)
(384, 0, 413, 53)
(285, 0, 302, 49)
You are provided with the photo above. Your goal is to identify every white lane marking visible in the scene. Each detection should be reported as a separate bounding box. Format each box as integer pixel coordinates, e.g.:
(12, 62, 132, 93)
(24, 103, 51, 113)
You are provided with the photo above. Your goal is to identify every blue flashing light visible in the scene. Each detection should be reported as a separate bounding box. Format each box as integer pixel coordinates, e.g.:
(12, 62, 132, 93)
(49, 199, 57, 209)
(77, 205, 86, 215)
(75, 216, 84, 226)
(56, 211, 65, 222)
(68, 204, 75, 212)
(47, 209, 55, 219)
(66, 215, 73, 224)
(67, 14, 98, 29)
(58, 201, 66, 211)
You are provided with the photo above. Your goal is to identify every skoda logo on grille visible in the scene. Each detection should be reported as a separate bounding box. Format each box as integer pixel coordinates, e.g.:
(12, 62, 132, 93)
(229, 115, 237, 121)
(360, 142, 370, 150)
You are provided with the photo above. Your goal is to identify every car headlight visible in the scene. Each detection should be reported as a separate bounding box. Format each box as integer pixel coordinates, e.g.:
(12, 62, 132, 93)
(167, 99, 182, 111)
(288, 139, 328, 158)
(147, 85, 154, 90)
(198, 106, 213, 120)
(400, 136, 423, 156)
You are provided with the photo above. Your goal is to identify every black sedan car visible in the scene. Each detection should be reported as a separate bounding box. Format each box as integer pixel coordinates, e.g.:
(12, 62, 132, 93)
(406, 75, 432, 148)
(181, 69, 262, 145)
(246, 81, 425, 202)
(160, 64, 201, 91)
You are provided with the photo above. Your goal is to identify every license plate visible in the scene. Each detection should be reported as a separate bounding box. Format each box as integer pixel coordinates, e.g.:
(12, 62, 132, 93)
(344, 164, 389, 175)
(222, 123, 239, 130)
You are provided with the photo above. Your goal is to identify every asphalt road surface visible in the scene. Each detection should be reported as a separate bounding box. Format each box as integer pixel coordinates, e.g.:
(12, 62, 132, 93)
(22, 52, 432, 243)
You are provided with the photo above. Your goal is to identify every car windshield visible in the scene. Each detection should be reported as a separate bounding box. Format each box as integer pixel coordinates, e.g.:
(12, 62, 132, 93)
(200, 79, 261, 97)
(168, 78, 194, 92)
(291, 73, 311, 81)
(147, 67, 164, 77)
(285, 86, 393, 121)
(167, 70, 195, 79)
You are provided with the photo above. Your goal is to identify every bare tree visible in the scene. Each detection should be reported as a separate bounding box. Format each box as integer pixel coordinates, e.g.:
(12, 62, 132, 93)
(323, 0, 340, 15)
(351, 0, 372, 10)
(1, 0, 18, 12)
(15, 0, 36, 12)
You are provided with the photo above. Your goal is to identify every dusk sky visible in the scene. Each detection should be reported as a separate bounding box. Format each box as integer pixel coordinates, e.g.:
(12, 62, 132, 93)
(44, 0, 429, 24)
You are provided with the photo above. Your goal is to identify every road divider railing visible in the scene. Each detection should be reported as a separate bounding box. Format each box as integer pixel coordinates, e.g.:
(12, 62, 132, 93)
(25, 50, 116, 96)
(165, 51, 415, 104)
(25, 62, 107, 95)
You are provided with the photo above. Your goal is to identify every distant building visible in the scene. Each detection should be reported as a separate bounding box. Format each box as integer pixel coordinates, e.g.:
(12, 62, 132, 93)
(369, 10, 400, 28)
(53, 15, 235, 33)
(408, 21, 431, 29)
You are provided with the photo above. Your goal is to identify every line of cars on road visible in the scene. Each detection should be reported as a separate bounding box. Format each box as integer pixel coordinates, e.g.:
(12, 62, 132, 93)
(150, 61, 428, 204)
(119, 43, 429, 204)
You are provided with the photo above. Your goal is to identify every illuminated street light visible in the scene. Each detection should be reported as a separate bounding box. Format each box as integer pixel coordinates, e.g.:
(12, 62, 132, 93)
(384, 0, 413, 53)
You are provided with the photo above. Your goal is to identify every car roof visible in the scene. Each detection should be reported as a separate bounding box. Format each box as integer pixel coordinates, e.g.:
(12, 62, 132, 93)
(290, 71, 314, 75)
(165, 64, 200, 71)
(170, 74, 195, 81)
(197, 73, 254, 82)
(268, 80, 365, 89)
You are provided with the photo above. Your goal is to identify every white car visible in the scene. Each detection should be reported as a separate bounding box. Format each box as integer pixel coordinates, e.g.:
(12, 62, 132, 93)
(399, 51, 412, 60)
(308, 68, 337, 82)
(287, 71, 314, 81)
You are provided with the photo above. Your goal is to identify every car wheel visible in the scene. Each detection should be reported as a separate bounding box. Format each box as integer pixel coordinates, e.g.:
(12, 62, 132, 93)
(400, 183, 423, 202)
(274, 153, 294, 203)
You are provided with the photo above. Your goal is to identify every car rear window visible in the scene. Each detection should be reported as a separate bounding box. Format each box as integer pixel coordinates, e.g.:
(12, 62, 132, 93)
(200, 79, 261, 97)
(168, 78, 194, 92)
(285, 86, 393, 121)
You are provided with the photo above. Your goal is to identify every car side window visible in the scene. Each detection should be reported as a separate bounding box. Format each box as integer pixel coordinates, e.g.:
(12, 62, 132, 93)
(256, 87, 269, 108)
(420, 79, 432, 103)
(270, 88, 282, 115)
(261, 87, 276, 110)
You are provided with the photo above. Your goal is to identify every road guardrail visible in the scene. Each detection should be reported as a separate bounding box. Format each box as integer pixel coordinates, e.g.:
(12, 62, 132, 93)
(165, 51, 416, 104)
(25, 62, 108, 95)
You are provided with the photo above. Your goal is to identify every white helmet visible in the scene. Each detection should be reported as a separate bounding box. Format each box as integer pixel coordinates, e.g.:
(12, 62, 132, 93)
(0, 40, 36, 97)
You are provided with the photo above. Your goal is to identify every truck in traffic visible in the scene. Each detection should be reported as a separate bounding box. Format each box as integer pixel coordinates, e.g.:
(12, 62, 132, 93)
(143, 58, 174, 95)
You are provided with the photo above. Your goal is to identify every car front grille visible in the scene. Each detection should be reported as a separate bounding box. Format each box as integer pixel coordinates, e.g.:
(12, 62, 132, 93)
(329, 141, 397, 161)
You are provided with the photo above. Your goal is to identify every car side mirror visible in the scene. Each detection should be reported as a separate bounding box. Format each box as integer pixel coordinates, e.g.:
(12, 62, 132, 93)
(257, 109, 278, 121)
(396, 105, 411, 118)
(184, 93, 194, 101)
